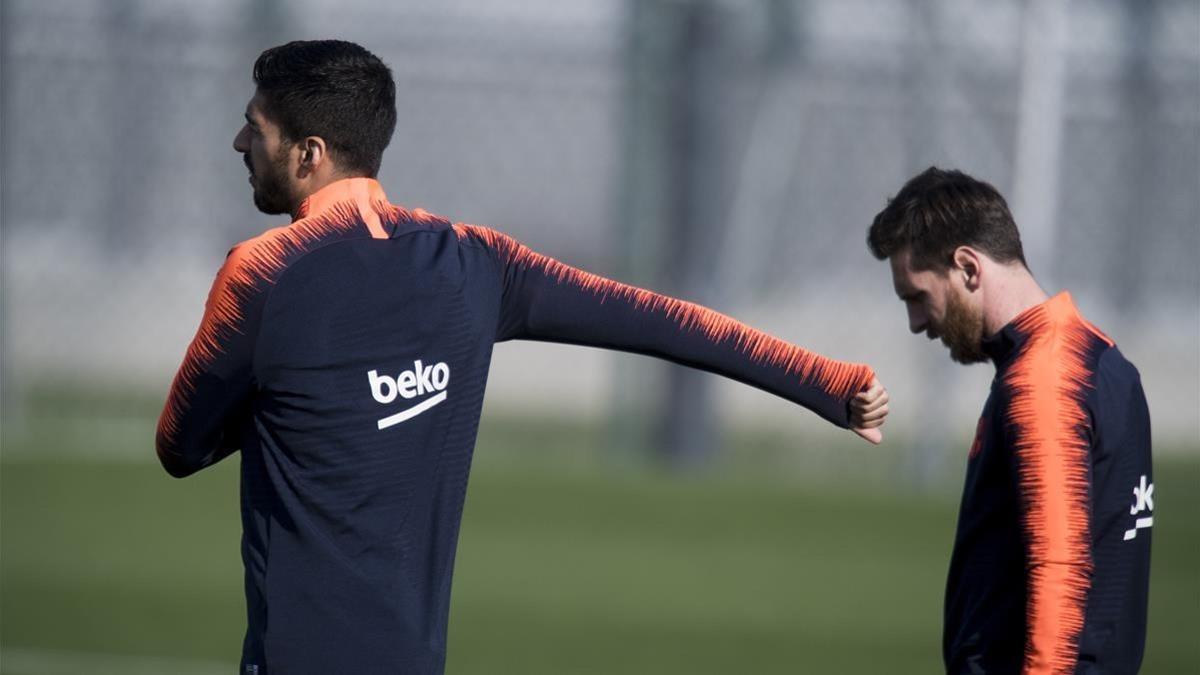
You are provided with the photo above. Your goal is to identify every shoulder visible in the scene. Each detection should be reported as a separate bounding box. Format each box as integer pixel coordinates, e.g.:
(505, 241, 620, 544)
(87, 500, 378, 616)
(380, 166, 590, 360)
(1096, 343, 1140, 383)
(451, 223, 522, 256)
(1007, 301, 1113, 385)
(221, 212, 373, 287)
(1093, 344, 1146, 414)
(449, 224, 549, 275)
(1000, 305, 1115, 428)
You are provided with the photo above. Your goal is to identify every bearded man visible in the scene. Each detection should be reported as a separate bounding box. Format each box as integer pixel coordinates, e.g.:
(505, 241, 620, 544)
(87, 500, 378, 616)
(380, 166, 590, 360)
(868, 167, 1153, 675)
(157, 39, 888, 674)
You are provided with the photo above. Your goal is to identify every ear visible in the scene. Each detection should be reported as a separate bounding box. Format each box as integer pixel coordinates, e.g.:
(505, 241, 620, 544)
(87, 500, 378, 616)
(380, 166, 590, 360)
(296, 136, 329, 178)
(951, 246, 983, 292)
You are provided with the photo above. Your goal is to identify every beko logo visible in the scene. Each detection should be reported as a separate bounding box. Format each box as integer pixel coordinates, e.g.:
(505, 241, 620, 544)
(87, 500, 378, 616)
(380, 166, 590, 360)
(1122, 474, 1154, 541)
(368, 360, 450, 430)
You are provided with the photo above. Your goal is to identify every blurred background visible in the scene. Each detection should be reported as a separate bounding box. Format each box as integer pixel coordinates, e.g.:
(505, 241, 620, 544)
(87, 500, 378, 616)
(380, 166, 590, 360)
(2, 0, 1197, 673)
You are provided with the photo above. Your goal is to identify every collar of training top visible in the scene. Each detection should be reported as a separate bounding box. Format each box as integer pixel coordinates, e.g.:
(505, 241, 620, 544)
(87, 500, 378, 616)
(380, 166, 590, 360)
(294, 177, 389, 222)
(982, 291, 1079, 367)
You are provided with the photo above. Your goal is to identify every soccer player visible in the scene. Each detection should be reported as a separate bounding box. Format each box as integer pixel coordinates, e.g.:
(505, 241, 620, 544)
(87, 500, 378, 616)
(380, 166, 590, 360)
(867, 167, 1152, 674)
(156, 40, 889, 674)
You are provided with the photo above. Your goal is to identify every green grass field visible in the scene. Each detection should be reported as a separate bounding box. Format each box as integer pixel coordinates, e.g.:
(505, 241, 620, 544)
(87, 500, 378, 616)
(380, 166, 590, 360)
(2, 403, 1197, 674)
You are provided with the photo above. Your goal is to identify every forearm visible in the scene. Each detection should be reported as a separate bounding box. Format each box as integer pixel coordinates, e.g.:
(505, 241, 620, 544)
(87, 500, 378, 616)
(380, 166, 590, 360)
(156, 242, 264, 477)
(156, 372, 248, 477)
(1021, 560, 1093, 675)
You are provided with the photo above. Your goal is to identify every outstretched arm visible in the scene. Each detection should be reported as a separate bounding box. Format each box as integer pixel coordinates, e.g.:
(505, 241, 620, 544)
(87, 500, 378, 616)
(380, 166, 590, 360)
(456, 224, 885, 437)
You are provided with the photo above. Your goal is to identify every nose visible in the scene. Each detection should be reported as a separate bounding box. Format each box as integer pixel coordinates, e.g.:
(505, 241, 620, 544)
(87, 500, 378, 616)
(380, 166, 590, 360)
(233, 124, 250, 153)
(907, 305, 927, 335)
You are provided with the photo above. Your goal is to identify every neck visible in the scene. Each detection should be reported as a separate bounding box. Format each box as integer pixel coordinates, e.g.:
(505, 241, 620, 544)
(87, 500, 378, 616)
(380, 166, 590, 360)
(982, 265, 1049, 336)
(289, 171, 351, 220)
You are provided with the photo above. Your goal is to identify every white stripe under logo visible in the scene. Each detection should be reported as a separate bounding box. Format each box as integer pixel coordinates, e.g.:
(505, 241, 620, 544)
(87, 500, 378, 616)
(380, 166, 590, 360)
(1122, 516, 1153, 541)
(377, 391, 448, 430)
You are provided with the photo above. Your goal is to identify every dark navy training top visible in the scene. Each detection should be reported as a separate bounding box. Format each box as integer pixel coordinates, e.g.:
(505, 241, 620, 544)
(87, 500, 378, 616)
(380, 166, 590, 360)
(156, 178, 875, 674)
(945, 292, 1152, 675)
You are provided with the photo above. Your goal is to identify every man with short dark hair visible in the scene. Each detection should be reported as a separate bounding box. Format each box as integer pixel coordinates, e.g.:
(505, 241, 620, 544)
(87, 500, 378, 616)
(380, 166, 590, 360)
(868, 167, 1152, 674)
(157, 40, 889, 674)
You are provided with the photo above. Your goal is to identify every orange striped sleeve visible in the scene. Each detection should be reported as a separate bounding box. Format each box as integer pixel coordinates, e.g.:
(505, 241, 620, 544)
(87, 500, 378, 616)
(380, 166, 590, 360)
(453, 223, 873, 407)
(157, 205, 370, 474)
(1004, 307, 1097, 674)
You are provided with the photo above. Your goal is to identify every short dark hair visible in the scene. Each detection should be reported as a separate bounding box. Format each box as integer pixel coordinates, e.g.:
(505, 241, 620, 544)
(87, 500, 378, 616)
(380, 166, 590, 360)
(253, 40, 396, 177)
(867, 167, 1027, 270)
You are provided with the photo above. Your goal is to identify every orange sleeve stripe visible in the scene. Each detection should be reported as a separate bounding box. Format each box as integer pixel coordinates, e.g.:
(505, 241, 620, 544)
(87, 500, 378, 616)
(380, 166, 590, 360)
(453, 223, 873, 399)
(157, 205, 367, 445)
(1005, 304, 1096, 675)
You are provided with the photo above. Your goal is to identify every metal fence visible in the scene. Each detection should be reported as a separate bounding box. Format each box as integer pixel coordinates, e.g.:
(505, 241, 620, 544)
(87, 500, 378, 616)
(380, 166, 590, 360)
(3, 0, 1197, 472)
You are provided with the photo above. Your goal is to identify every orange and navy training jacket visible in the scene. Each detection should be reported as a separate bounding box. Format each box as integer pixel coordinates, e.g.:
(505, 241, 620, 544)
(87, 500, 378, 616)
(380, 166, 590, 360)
(945, 292, 1152, 675)
(155, 177, 874, 675)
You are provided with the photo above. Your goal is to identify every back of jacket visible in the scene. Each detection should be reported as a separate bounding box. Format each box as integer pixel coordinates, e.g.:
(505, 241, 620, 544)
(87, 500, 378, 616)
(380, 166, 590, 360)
(158, 177, 875, 674)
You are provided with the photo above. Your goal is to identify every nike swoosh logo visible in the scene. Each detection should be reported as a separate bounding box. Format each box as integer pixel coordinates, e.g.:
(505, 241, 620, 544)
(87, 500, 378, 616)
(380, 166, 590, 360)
(377, 391, 448, 430)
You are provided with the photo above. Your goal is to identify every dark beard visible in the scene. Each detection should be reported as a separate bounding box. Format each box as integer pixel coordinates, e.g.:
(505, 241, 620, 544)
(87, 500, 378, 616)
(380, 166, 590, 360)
(250, 150, 295, 216)
(940, 289, 987, 365)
